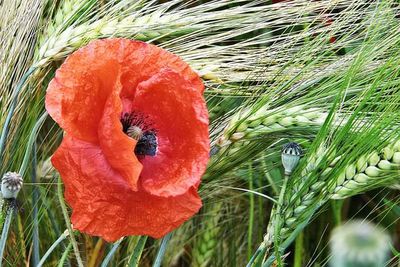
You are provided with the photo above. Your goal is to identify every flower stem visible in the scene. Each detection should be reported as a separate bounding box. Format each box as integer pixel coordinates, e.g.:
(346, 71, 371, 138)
(247, 163, 254, 261)
(57, 176, 84, 267)
(0, 67, 36, 162)
(152, 232, 172, 267)
(293, 231, 304, 267)
(0, 207, 14, 267)
(128, 236, 148, 267)
(273, 174, 290, 267)
(58, 242, 73, 267)
(31, 141, 40, 266)
(100, 238, 123, 267)
(19, 112, 48, 176)
(37, 230, 69, 267)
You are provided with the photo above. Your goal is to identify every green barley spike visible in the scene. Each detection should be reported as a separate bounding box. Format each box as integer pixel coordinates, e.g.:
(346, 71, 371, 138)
(192, 203, 223, 267)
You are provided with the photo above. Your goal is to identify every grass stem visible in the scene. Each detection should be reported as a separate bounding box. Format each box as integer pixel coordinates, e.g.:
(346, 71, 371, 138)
(31, 141, 40, 266)
(293, 231, 304, 267)
(37, 230, 69, 267)
(127, 236, 148, 267)
(57, 176, 84, 267)
(0, 67, 36, 162)
(100, 238, 123, 267)
(248, 163, 255, 261)
(0, 207, 14, 267)
(152, 232, 172, 267)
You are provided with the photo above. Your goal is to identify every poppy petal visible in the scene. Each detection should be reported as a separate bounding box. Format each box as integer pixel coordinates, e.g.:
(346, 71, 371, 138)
(45, 42, 121, 143)
(52, 135, 202, 242)
(119, 39, 204, 101)
(131, 68, 209, 197)
(98, 81, 143, 191)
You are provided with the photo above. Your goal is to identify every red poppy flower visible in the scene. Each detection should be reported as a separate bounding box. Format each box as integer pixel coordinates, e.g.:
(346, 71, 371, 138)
(46, 38, 209, 242)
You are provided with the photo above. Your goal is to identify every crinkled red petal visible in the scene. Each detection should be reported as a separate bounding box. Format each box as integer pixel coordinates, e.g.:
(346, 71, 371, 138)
(45, 39, 204, 191)
(131, 69, 209, 197)
(45, 51, 120, 143)
(52, 135, 202, 242)
(98, 77, 142, 191)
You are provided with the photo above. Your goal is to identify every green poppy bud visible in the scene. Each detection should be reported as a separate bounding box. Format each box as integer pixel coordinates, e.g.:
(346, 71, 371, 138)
(330, 220, 391, 267)
(281, 142, 302, 175)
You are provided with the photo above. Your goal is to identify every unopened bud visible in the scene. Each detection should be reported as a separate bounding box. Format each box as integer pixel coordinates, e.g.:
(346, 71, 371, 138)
(1, 172, 23, 199)
(330, 220, 391, 267)
(281, 142, 302, 175)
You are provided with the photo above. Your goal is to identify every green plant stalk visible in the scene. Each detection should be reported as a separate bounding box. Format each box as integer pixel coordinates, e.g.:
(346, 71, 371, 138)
(100, 238, 124, 267)
(293, 231, 304, 267)
(57, 176, 84, 267)
(0, 208, 13, 267)
(37, 230, 69, 267)
(58, 242, 73, 267)
(273, 174, 290, 267)
(19, 112, 48, 176)
(152, 232, 172, 267)
(128, 236, 148, 267)
(0, 67, 36, 162)
(331, 200, 343, 225)
(247, 163, 255, 261)
(31, 142, 40, 266)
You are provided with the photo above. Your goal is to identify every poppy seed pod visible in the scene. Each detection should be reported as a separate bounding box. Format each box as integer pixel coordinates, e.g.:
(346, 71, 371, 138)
(1, 172, 23, 199)
(281, 142, 302, 175)
(330, 220, 391, 267)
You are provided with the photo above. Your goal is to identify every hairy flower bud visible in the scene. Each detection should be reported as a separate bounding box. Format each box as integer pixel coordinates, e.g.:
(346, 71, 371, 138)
(1, 172, 23, 199)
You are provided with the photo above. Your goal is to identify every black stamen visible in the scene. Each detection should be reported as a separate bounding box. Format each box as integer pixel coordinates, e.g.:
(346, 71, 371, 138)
(134, 131, 157, 156)
(120, 112, 158, 157)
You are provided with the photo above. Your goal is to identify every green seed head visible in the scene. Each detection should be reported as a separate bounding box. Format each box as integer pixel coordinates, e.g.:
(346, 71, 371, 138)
(1, 172, 23, 199)
(330, 220, 391, 267)
(281, 142, 302, 175)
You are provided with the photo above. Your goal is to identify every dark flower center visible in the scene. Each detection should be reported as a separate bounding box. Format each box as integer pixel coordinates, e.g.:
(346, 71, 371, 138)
(121, 112, 157, 157)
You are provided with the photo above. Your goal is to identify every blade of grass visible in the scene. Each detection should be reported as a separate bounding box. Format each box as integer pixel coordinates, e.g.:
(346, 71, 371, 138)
(0, 67, 36, 162)
(100, 238, 124, 267)
(152, 232, 172, 267)
(248, 163, 255, 261)
(57, 176, 84, 267)
(0, 207, 14, 267)
(38, 230, 69, 267)
(58, 242, 73, 267)
(127, 236, 148, 267)
(31, 141, 40, 266)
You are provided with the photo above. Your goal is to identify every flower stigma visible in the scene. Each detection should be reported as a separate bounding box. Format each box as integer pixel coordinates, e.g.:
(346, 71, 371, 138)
(121, 112, 158, 157)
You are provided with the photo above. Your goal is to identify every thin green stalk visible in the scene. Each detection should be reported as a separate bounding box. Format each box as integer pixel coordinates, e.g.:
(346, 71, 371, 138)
(261, 154, 278, 195)
(31, 141, 40, 266)
(57, 176, 84, 267)
(246, 243, 266, 267)
(37, 230, 69, 267)
(273, 175, 290, 267)
(331, 200, 343, 226)
(152, 232, 172, 267)
(58, 242, 73, 267)
(0, 67, 36, 162)
(127, 236, 148, 267)
(100, 238, 124, 267)
(0, 208, 14, 267)
(248, 163, 255, 261)
(19, 112, 48, 176)
(293, 231, 304, 267)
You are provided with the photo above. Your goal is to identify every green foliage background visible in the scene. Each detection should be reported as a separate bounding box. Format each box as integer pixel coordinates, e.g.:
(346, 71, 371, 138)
(0, 0, 399, 266)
